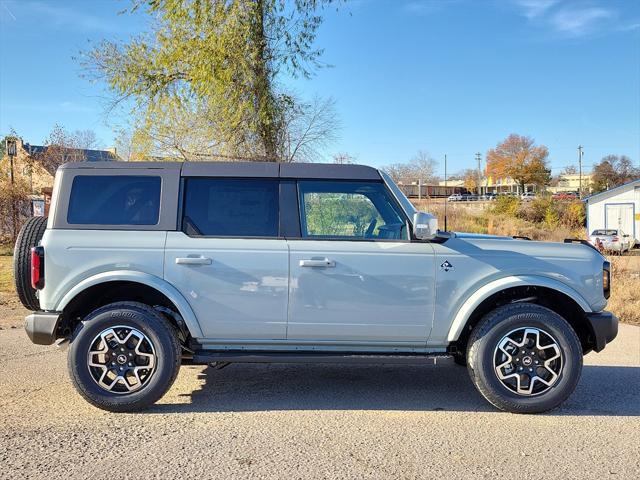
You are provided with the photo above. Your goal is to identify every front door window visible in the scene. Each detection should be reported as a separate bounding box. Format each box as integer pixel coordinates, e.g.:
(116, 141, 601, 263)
(298, 181, 408, 241)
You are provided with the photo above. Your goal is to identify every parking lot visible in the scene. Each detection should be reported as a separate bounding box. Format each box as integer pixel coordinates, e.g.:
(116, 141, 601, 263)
(1, 318, 638, 479)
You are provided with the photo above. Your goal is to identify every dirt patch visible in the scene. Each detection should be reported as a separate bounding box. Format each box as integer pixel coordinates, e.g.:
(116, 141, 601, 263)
(0, 294, 27, 329)
(0, 253, 28, 329)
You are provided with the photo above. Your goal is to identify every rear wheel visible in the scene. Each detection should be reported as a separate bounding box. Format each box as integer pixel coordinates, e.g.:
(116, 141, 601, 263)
(13, 216, 48, 310)
(68, 302, 181, 412)
(467, 303, 582, 414)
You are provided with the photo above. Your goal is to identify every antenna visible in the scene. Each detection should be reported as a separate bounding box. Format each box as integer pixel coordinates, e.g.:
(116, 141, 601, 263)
(444, 153, 448, 232)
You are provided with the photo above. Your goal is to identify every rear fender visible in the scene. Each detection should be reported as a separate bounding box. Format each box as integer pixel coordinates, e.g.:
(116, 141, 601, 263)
(56, 270, 204, 338)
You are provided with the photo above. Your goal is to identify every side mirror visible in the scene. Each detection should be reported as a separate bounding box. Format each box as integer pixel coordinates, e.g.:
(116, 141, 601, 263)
(413, 211, 439, 240)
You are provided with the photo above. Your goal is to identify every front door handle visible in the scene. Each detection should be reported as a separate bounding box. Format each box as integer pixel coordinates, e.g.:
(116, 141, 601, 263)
(299, 258, 335, 268)
(175, 256, 212, 265)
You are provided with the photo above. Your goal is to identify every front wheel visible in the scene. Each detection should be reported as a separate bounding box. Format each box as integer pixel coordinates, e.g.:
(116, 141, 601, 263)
(467, 303, 583, 414)
(68, 302, 181, 412)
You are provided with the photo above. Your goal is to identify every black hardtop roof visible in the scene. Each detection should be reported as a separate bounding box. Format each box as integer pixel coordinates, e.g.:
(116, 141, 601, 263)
(59, 161, 381, 180)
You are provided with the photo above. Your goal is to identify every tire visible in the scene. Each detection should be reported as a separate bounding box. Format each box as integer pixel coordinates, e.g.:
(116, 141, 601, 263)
(13, 216, 48, 311)
(68, 302, 181, 412)
(467, 302, 582, 414)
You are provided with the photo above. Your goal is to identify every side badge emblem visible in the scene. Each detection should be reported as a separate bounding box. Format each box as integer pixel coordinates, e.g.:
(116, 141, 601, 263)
(440, 260, 454, 272)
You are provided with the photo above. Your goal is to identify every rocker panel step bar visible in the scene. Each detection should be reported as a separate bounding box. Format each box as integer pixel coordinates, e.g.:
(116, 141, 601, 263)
(190, 351, 453, 365)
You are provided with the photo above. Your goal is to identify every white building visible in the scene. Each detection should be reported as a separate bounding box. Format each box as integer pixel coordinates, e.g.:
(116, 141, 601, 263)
(584, 179, 640, 242)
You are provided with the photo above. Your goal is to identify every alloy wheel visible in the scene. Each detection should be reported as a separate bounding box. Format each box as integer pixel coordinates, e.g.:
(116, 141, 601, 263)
(493, 327, 563, 396)
(87, 326, 157, 394)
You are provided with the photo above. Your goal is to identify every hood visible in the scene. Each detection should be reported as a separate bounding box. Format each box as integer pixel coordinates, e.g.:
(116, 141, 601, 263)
(453, 232, 514, 240)
(451, 232, 522, 240)
(450, 233, 603, 262)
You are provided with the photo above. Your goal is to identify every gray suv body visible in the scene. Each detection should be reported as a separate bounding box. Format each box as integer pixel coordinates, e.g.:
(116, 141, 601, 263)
(15, 161, 617, 413)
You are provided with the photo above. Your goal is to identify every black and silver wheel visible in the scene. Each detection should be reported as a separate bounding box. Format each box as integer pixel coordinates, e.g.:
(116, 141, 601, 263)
(68, 302, 181, 412)
(467, 302, 582, 414)
(87, 326, 157, 394)
(493, 327, 562, 396)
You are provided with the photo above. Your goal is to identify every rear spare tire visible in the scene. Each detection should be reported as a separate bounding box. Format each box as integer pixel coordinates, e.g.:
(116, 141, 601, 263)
(13, 216, 48, 310)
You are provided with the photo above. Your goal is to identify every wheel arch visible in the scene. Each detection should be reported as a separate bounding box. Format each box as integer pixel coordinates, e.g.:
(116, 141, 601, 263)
(57, 271, 203, 339)
(447, 276, 595, 353)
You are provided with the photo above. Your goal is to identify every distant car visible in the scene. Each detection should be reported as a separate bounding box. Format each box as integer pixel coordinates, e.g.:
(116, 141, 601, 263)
(461, 194, 478, 202)
(521, 192, 536, 201)
(552, 191, 578, 201)
(589, 229, 635, 253)
(447, 194, 463, 202)
(480, 193, 496, 201)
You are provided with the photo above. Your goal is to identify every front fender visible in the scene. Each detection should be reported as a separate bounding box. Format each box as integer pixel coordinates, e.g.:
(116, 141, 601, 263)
(446, 275, 592, 342)
(56, 270, 204, 338)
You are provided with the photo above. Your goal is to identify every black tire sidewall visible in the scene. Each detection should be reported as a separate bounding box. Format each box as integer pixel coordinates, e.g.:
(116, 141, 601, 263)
(68, 304, 179, 412)
(13, 216, 48, 311)
(469, 306, 582, 413)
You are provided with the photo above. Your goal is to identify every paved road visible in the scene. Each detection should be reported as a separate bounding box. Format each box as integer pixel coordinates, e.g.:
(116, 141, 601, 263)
(1, 324, 638, 479)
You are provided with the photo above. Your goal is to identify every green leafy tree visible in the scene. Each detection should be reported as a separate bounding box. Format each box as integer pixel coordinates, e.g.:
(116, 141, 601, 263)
(84, 0, 339, 161)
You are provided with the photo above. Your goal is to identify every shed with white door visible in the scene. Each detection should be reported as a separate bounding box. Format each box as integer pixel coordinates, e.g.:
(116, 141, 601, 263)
(584, 179, 640, 244)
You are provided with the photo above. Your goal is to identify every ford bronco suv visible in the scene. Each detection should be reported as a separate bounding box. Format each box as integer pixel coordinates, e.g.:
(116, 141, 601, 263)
(14, 161, 617, 413)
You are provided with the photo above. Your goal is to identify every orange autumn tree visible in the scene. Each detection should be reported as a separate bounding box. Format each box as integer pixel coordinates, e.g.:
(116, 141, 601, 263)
(486, 134, 551, 192)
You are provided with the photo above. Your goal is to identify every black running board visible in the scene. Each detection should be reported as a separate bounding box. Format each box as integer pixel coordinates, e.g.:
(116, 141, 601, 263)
(190, 351, 453, 365)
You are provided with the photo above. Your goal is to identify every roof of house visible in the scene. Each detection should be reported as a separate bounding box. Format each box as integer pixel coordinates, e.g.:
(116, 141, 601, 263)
(24, 144, 118, 162)
(583, 178, 640, 203)
(58, 160, 382, 180)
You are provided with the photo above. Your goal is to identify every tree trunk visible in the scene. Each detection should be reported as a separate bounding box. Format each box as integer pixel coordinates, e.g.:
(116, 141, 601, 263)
(253, 0, 278, 162)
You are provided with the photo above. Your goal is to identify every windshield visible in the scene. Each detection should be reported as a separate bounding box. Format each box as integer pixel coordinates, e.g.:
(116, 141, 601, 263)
(379, 170, 417, 217)
(592, 229, 617, 236)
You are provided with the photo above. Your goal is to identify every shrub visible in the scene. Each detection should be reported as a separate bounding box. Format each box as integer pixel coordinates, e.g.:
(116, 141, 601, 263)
(518, 197, 551, 224)
(493, 196, 520, 216)
(564, 201, 586, 229)
(0, 177, 31, 240)
(544, 205, 559, 227)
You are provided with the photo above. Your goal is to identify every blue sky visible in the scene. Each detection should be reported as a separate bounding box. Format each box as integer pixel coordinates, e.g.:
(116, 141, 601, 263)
(1, 0, 639, 175)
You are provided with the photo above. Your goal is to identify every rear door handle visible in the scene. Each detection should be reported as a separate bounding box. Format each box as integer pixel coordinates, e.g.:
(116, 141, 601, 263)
(299, 258, 335, 268)
(175, 256, 212, 265)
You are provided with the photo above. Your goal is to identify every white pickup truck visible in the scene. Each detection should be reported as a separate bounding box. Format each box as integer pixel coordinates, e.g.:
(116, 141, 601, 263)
(14, 161, 617, 413)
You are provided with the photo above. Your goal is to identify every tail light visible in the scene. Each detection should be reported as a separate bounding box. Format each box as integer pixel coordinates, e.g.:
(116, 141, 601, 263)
(612, 236, 619, 242)
(602, 261, 610, 299)
(31, 246, 45, 290)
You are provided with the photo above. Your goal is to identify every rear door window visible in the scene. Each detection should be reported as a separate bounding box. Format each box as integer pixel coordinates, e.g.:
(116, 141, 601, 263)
(182, 178, 279, 237)
(67, 175, 161, 225)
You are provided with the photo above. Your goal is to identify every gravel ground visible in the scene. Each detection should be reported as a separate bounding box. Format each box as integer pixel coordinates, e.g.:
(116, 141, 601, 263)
(0, 323, 638, 479)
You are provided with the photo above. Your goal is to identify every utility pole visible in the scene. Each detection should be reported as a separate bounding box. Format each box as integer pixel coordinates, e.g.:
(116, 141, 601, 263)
(475, 152, 482, 195)
(577, 145, 584, 199)
(444, 154, 448, 232)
